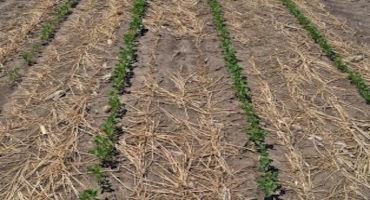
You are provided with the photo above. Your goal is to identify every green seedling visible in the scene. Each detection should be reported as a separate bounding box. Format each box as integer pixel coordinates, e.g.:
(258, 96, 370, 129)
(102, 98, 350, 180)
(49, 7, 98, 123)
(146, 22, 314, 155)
(40, 22, 54, 41)
(87, 164, 104, 183)
(21, 51, 34, 65)
(207, 0, 279, 197)
(78, 189, 98, 200)
(55, 1, 72, 20)
(39, 0, 79, 42)
(81, 0, 147, 197)
(90, 135, 113, 160)
(7, 67, 20, 85)
(101, 114, 116, 138)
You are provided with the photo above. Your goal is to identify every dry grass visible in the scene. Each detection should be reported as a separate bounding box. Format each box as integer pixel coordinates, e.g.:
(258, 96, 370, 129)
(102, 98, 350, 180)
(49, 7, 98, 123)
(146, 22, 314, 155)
(222, 0, 369, 199)
(117, 72, 254, 199)
(0, 0, 131, 199)
(0, 0, 58, 63)
(144, 0, 204, 37)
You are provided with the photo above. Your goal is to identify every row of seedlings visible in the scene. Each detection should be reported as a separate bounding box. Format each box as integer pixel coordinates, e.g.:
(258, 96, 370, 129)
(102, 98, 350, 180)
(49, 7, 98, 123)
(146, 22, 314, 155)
(78, 0, 147, 199)
(281, 0, 370, 103)
(22, 0, 80, 65)
(7, 0, 80, 84)
(207, 0, 281, 199)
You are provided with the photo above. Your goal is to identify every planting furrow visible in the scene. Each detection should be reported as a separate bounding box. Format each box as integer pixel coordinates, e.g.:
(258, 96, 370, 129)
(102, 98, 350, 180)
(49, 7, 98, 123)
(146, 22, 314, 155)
(0, 0, 132, 199)
(220, 0, 370, 199)
(281, 0, 370, 103)
(105, 0, 262, 199)
(0, 0, 61, 63)
(0, 0, 80, 111)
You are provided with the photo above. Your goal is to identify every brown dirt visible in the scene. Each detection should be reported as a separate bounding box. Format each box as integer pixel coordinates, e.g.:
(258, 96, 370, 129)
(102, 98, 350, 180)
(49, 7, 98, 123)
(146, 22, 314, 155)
(0, 0, 132, 199)
(221, 0, 370, 199)
(104, 1, 262, 199)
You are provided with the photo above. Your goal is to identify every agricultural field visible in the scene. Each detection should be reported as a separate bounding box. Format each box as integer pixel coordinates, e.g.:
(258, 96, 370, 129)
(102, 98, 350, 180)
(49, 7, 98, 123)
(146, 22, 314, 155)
(0, 0, 369, 199)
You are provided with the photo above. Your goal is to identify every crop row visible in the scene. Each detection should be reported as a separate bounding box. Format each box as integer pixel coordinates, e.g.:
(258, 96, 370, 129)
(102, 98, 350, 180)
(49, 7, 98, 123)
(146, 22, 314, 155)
(207, 0, 280, 198)
(281, 0, 370, 104)
(22, 0, 80, 65)
(6, 0, 80, 85)
(78, 0, 147, 199)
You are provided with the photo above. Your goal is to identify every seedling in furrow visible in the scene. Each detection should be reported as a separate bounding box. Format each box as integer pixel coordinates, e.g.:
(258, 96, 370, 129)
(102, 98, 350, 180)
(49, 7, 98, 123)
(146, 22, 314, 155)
(40, 22, 55, 41)
(40, 0, 80, 42)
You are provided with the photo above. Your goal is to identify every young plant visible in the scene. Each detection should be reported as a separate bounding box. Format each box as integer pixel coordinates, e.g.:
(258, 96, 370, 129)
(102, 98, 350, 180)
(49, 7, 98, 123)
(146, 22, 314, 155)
(21, 51, 34, 65)
(55, 1, 72, 20)
(78, 189, 98, 200)
(81, 0, 147, 197)
(7, 67, 20, 85)
(90, 135, 113, 161)
(87, 164, 104, 183)
(40, 22, 55, 41)
(40, 0, 79, 41)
